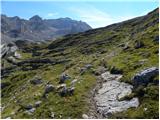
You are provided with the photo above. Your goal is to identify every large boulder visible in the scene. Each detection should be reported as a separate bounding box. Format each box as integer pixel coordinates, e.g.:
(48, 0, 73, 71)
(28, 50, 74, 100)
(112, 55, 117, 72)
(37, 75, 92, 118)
(132, 67, 159, 86)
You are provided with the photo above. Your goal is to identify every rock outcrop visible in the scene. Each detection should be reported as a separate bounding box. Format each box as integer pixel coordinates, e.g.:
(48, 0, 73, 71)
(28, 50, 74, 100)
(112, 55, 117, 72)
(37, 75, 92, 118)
(94, 72, 139, 118)
(132, 67, 159, 86)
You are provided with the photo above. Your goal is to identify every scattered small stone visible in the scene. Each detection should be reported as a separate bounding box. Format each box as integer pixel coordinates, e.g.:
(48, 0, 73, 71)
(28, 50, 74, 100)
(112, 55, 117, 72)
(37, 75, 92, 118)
(80, 64, 93, 75)
(57, 84, 66, 90)
(5, 117, 11, 119)
(14, 51, 21, 59)
(50, 112, 55, 118)
(82, 114, 89, 119)
(80, 67, 87, 75)
(67, 87, 75, 96)
(134, 40, 144, 49)
(34, 101, 42, 107)
(59, 86, 68, 97)
(45, 84, 55, 93)
(43, 84, 55, 98)
(30, 78, 43, 85)
(24, 104, 33, 110)
(70, 79, 78, 86)
(59, 73, 70, 84)
(84, 64, 93, 69)
(10, 111, 15, 115)
(28, 108, 36, 113)
(144, 107, 148, 111)
(94, 66, 107, 75)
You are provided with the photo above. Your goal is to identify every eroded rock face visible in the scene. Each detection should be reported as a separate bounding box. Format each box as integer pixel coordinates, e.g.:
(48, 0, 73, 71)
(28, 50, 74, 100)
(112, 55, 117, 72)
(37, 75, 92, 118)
(132, 67, 159, 86)
(94, 72, 139, 118)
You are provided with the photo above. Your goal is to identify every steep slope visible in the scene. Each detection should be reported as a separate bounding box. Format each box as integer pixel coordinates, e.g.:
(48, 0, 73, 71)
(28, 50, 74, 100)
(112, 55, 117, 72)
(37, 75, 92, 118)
(1, 8, 158, 119)
(1, 14, 92, 42)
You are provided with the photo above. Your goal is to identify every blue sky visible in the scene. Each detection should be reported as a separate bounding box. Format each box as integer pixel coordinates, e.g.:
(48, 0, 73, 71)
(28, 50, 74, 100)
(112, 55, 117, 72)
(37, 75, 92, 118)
(1, 0, 159, 28)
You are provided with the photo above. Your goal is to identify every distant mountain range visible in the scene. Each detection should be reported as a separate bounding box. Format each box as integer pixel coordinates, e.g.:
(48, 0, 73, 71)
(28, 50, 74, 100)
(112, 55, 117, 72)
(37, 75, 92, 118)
(1, 14, 92, 43)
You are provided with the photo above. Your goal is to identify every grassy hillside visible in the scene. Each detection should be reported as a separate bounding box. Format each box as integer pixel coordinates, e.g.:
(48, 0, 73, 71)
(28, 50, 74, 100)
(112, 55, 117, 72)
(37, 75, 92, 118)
(1, 8, 159, 119)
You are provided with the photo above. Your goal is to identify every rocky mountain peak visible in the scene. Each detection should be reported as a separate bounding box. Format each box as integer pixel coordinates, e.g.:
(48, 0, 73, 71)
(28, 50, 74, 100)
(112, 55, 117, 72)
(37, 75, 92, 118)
(29, 15, 42, 22)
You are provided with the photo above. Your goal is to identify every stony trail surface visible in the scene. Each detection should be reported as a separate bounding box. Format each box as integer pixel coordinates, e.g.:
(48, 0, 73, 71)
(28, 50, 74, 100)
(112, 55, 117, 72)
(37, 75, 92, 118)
(90, 72, 139, 118)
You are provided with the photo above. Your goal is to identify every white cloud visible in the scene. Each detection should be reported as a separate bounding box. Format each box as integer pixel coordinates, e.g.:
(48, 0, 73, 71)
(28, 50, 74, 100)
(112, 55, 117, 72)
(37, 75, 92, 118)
(46, 12, 59, 18)
(69, 6, 139, 28)
(70, 6, 113, 28)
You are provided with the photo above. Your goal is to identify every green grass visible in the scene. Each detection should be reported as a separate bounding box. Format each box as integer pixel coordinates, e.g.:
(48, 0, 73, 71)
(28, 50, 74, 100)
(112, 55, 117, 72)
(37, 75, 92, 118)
(1, 8, 159, 119)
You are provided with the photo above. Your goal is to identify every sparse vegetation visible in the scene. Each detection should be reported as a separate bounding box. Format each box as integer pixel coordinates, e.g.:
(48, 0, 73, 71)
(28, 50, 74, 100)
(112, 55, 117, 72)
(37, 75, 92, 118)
(1, 8, 159, 119)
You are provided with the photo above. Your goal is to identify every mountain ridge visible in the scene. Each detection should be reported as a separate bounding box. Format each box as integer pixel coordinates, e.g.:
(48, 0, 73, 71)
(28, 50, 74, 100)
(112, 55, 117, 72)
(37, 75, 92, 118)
(1, 14, 92, 43)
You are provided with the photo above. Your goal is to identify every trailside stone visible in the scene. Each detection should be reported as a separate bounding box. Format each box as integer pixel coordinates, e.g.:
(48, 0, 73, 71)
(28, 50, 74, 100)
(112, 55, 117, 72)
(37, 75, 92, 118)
(59, 73, 70, 83)
(132, 67, 159, 86)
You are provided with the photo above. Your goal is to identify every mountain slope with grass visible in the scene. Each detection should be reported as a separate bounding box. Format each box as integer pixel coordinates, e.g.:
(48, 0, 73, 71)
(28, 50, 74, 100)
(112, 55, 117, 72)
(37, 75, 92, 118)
(1, 8, 159, 119)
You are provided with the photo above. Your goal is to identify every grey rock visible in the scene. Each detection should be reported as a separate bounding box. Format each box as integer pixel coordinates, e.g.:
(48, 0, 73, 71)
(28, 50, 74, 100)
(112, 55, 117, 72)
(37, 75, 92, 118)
(84, 64, 93, 69)
(59, 86, 68, 97)
(43, 84, 55, 98)
(30, 77, 43, 85)
(45, 84, 55, 93)
(24, 104, 33, 110)
(24, 107, 36, 115)
(68, 87, 75, 96)
(59, 86, 75, 97)
(82, 114, 89, 119)
(10, 111, 15, 115)
(14, 51, 21, 59)
(59, 73, 70, 83)
(34, 101, 42, 107)
(1, 43, 18, 58)
(132, 67, 159, 86)
(134, 40, 144, 49)
(50, 112, 55, 118)
(94, 66, 107, 75)
(80, 67, 87, 75)
(5, 117, 11, 119)
(56, 84, 66, 90)
(144, 107, 148, 111)
(80, 64, 93, 75)
(94, 72, 139, 118)
(70, 79, 78, 86)
(28, 108, 36, 113)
